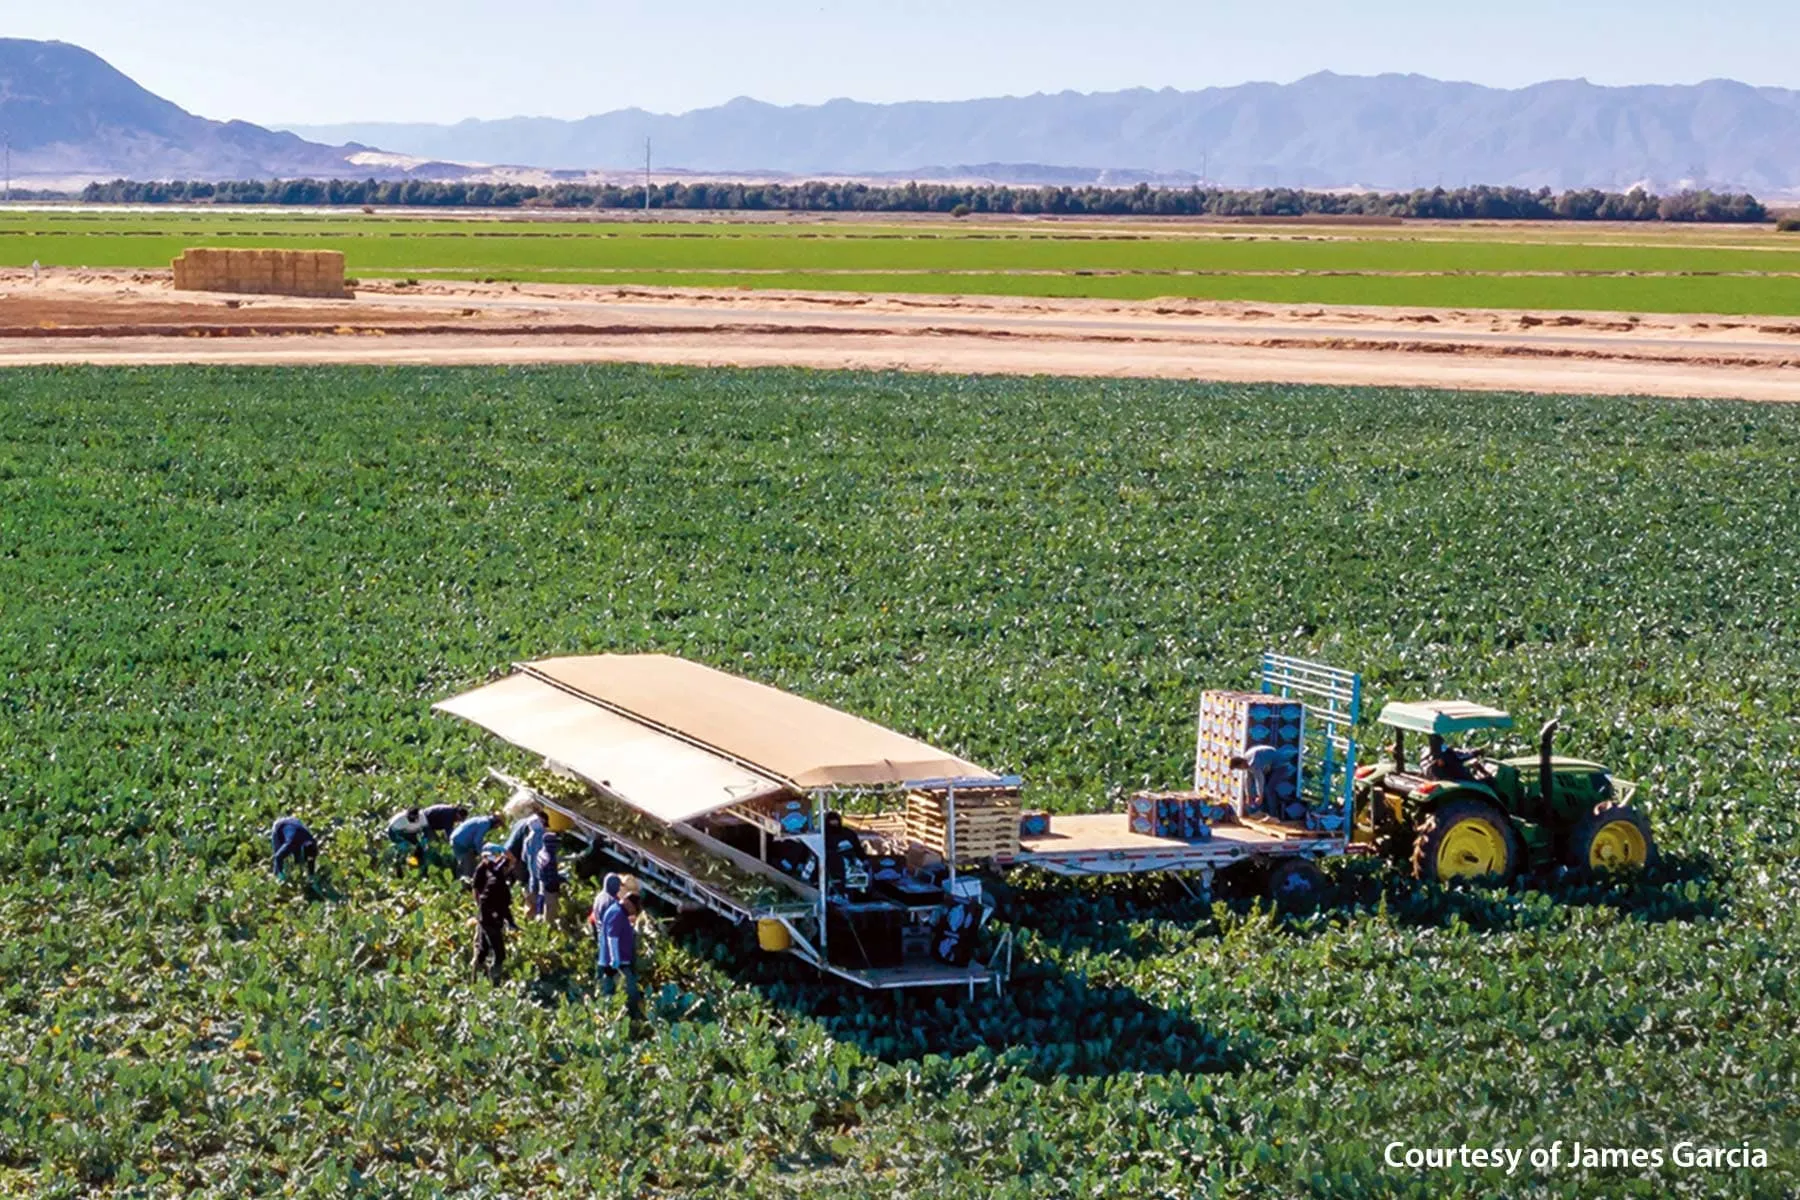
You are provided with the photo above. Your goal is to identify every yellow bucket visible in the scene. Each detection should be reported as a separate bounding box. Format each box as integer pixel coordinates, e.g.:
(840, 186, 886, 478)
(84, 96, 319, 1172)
(545, 809, 576, 834)
(757, 918, 792, 952)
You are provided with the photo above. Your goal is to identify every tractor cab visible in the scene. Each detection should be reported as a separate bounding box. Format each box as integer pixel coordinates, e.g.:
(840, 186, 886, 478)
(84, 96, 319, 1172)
(1378, 700, 1516, 785)
(1354, 699, 1654, 883)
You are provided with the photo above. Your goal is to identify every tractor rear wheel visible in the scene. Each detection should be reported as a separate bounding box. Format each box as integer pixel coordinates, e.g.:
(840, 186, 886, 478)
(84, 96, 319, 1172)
(1411, 797, 1521, 884)
(1567, 802, 1657, 876)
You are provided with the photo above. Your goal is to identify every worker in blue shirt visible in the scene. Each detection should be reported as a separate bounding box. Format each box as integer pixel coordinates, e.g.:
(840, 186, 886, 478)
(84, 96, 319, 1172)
(597, 891, 643, 1018)
(270, 816, 318, 878)
(450, 812, 502, 879)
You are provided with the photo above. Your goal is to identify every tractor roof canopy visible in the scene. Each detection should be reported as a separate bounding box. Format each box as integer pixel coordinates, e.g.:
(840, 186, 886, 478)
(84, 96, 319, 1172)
(1377, 700, 1514, 735)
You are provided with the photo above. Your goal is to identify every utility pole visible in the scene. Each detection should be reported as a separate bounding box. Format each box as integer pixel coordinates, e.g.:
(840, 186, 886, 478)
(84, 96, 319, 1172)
(644, 137, 651, 214)
(3, 131, 9, 204)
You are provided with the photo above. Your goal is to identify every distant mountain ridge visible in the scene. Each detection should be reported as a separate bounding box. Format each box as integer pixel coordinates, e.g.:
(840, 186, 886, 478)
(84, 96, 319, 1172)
(0, 38, 403, 184)
(3, 36, 1798, 196)
(287, 74, 1800, 194)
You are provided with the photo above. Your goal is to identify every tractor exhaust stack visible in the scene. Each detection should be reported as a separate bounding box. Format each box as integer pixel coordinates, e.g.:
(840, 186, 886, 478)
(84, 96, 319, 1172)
(1539, 719, 1559, 806)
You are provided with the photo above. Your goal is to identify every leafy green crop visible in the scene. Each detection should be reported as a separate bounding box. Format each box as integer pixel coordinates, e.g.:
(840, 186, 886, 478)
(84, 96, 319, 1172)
(1, 365, 1796, 1197)
(4, 211, 1800, 313)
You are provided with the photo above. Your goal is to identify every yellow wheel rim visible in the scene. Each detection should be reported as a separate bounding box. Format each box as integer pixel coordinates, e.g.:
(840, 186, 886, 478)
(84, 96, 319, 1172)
(1436, 818, 1507, 878)
(1588, 820, 1648, 870)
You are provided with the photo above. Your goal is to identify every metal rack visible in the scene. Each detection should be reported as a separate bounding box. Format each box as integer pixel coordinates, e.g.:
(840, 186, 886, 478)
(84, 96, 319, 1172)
(1258, 652, 1363, 830)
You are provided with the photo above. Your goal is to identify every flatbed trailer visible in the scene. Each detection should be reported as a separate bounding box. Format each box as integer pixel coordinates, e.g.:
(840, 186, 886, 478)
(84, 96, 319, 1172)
(1013, 811, 1347, 890)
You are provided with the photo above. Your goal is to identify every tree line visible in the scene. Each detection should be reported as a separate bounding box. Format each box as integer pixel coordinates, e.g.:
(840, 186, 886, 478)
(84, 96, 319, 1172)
(73, 177, 1770, 222)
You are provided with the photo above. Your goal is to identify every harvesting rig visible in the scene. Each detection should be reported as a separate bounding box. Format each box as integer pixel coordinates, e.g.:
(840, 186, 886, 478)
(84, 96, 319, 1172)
(1353, 700, 1657, 883)
(434, 652, 1361, 996)
(434, 653, 1655, 997)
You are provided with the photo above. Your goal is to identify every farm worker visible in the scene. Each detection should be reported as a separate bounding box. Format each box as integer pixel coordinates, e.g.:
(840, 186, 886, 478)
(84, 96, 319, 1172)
(1228, 745, 1285, 814)
(387, 807, 430, 874)
(422, 803, 469, 840)
(587, 872, 624, 951)
(522, 811, 550, 914)
(270, 816, 319, 878)
(534, 831, 565, 922)
(450, 812, 501, 879)
(598, 891, 643, 1018)
(1422, 735, 1477, 782)
(503, 808, 547, 895)
(469, 849, 518, 983)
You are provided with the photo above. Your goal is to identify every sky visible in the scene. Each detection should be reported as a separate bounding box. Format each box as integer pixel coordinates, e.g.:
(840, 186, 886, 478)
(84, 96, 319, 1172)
(5, 0, 1793, 126)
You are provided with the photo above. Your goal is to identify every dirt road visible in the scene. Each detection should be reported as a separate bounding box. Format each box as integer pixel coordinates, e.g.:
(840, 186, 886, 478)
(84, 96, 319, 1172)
(1, 270, 1796, 401)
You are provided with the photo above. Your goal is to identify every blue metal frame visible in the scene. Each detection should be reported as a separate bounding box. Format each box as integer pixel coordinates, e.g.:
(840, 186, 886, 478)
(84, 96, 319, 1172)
(1259, 653, 1363, 832)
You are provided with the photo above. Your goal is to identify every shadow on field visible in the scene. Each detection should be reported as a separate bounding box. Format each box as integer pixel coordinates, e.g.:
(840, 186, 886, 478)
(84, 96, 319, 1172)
(1318, 851, 1727, 933)
(990, 852, 1724, 954)
(671, 916, 1251, 1079)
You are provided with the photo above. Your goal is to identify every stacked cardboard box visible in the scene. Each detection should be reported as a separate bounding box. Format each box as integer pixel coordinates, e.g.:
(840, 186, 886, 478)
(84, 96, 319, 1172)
(1194, 690, 1306, 820)
(904, 786, 1020, 862)
(170, 248, 350, 298)
(1127, 791, 1233, 840)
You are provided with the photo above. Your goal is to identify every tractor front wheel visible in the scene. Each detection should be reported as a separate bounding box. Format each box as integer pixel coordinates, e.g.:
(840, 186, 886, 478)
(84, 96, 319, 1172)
(1411, 797, 1520, 884)
(1567, 802, 1657, 876)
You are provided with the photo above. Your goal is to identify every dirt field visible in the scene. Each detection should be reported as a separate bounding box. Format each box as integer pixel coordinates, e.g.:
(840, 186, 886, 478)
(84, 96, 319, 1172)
(1, 268, 1796, 401)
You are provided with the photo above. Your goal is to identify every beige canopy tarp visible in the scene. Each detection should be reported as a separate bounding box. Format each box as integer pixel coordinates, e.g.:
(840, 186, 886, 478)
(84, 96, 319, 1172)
(434, 671, 789, 824)
(435, 654, 999, 825)
(521, 655, 998, 789)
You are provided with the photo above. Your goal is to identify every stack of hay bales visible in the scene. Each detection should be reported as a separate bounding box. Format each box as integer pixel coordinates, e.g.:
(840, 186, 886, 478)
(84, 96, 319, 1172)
(171, 248, 350, 298)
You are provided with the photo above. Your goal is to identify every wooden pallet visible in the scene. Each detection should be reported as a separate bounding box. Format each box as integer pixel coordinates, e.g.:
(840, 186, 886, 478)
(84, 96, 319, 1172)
(905, 791, 1021, 861)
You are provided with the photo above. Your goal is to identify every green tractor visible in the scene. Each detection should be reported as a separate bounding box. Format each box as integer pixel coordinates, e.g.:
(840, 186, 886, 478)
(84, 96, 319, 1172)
(1353, 700, 1657, 884)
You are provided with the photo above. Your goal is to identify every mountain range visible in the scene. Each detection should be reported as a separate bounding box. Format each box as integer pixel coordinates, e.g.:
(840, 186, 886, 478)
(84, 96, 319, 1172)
(0, 38, 388, 187)
(3, 36, 1798, 195)
(287, 75, 1800, 194)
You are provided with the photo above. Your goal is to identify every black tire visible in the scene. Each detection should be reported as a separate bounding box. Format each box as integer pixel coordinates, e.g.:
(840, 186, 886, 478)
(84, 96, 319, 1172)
(1267, 857, 1327, 910)
(1566, 802, 1658, 876)
(1410, 796, 1521, 884)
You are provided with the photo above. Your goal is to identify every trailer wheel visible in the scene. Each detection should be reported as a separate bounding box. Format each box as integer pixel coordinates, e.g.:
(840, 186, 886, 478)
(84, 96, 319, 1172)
(1411, 797, 1520, 884)
(1567, 802, 1657, 876)
(1267, 858, 1326, 910)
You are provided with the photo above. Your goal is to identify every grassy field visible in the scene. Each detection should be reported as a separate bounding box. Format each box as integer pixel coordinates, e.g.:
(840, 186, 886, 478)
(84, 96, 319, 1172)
(4, 209, 1800, 313)
(2, 364, 1796, 1197)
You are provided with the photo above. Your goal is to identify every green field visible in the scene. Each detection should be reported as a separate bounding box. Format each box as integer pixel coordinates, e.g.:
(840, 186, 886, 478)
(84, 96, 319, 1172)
(2, 364, 1796, 1197)
(5, 210, 1800, 314)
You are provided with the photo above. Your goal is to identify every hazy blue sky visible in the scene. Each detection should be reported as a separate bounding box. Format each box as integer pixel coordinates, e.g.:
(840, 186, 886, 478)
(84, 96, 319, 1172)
(8, 1, 1791, 125)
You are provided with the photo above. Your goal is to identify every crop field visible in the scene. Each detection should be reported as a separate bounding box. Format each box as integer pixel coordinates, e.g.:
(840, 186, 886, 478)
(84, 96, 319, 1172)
(4, 210, 1800, 314)
(3, 364, 1798, 1197)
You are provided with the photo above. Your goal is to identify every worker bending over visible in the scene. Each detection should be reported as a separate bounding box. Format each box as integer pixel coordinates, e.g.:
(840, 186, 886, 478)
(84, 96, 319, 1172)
(450, 812, 503, 879)
(387, 807, 430, 875)
(1229, 744, 1286, 815)
(270, 816, 319, 878)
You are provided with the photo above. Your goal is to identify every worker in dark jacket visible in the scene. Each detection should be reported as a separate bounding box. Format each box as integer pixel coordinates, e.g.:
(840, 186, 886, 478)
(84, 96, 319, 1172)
(597, 891, 643, 1018)
(270, 816, 319, 878)
(422, 803, 469, 839)
(470, 849, 518, 983)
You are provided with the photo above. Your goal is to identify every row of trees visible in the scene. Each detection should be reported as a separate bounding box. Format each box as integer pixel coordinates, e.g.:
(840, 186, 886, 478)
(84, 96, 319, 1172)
(73, 177, 1770, 222)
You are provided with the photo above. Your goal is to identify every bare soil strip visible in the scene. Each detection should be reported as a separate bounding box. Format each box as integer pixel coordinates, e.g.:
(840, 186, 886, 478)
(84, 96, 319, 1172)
(1, 270, 1795, 402)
